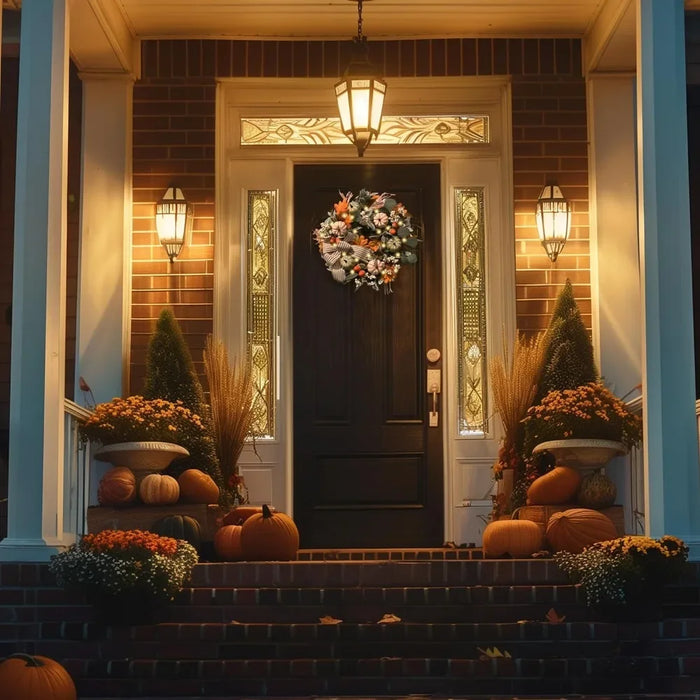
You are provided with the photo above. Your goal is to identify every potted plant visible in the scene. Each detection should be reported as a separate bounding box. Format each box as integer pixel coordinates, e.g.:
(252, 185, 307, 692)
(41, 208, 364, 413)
(522, 381, 642, 469)
(554, 534, 689, 621)
(48, 529, 198, 624)
(80, 395, 209, 472)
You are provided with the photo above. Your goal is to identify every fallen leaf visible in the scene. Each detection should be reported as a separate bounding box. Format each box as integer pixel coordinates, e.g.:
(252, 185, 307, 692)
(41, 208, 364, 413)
(229, 620, 242, 625)
(477, 646, 511, 659)
(545, 607, 566, 623)
(319, 615, 342, 625)
(377, 613, 402, 624)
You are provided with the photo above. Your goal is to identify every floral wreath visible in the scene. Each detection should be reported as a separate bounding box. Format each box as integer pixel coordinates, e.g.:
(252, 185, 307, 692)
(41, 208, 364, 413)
(313, 189, 420, 292)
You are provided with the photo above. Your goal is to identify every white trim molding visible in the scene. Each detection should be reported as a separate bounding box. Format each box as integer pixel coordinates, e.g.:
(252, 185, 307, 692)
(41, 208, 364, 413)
(215, 76, 514, 539)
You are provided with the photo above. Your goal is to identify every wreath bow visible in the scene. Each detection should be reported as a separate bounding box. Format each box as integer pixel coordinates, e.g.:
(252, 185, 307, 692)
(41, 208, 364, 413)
(313, 189, 420, 293)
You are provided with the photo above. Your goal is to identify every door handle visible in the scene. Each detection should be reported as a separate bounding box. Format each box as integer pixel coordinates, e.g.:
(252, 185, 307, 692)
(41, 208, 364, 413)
(427, 368, 441, 427)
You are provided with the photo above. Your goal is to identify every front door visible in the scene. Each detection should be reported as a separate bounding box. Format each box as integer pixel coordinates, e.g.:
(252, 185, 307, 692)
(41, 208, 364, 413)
(292, 163, 443, 547)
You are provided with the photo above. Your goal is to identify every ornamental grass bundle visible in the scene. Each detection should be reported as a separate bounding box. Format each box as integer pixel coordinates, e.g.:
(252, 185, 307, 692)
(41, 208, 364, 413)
(203, 336, 256, 506)
(489, 331, 548, 457)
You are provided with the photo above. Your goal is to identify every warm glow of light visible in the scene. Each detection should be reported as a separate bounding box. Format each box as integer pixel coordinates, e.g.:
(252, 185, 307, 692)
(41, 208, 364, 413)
(535, 184, 571, 262)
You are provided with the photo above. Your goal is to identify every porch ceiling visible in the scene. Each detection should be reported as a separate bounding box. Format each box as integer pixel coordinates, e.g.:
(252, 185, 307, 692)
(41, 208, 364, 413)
(115, 0, 609, 40)
(113, 0, 700, 40)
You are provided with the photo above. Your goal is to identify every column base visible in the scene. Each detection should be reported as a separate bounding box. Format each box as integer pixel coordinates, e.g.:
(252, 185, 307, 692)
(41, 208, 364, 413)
(0, 537, 70, 562)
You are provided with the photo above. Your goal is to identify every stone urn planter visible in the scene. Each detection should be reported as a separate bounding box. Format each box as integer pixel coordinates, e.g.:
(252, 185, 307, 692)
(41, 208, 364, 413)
(94, 441, 189, 472)
(532, 438, 626, 471)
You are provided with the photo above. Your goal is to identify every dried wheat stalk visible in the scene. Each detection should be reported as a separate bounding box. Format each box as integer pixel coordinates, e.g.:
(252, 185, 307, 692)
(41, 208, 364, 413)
(203, 335, 255, 480)
(489, 331, 547, 447)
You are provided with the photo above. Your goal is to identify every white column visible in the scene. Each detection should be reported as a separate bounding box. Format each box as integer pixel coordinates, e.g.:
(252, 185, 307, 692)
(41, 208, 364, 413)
(587, 74, 642, 531)
(636, 0, 700, 549)
(75, 75, 133, 404)
(75, 74, 133, 505)
(0, 0, 71, 561)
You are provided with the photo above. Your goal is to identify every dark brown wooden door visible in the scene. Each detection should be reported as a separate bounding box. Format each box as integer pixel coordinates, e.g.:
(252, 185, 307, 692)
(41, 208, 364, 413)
(293, 163, 443, 547)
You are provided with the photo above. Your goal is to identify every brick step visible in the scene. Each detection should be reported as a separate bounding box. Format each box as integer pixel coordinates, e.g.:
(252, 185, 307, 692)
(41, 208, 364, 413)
(5, 583, 700, 625)
(28, 620, 700, 656)
(77, 696, 700, 700)
(188, 560, 569, 587)
(63, 656, 700, 698)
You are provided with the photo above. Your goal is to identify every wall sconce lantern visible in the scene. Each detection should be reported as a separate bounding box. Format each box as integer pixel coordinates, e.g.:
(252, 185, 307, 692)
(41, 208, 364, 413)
(156, 186, 192, 262)
(334, 0, 387, 157)
(535, 183, 571, 263)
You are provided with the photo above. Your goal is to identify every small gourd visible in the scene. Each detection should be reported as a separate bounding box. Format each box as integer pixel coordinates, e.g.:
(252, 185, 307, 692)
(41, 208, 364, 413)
(178, 469, 220, 504)
(214, 524, 244, 561)
(546, 507, 618, 553)
(577, 469, 617, 509)
(139, 473, 180, 505)
(97, 466, 137, 507)
(482, 519, 543, 558)
(0, 653, 77, 700)
(240, 504, 299, 561)
(152, 514, 202, 551)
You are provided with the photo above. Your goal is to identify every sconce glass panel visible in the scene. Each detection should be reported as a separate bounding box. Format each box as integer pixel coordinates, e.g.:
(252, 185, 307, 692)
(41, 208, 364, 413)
(241, 115, 488, 146)
(455, 187, 487, 435)
(247, 190, 277, 439)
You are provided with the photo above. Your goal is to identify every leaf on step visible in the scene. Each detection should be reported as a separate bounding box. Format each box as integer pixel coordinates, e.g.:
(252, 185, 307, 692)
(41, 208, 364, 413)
(229, 620, 242, 625)
(477, 646, 511, 659)
(377, 613, 402, 624)
(319, 615, 343, 625)
(545, 607, 566, 623)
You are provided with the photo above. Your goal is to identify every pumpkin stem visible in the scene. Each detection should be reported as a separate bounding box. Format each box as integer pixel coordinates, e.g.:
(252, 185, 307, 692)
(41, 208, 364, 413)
(262, 503, 273, 519)
(1, 653, 44, 667)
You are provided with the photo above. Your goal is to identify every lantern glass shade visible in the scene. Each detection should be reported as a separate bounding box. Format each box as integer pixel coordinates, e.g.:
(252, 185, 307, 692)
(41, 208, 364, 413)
(535, 184, 571, 262)
(335, 40, 387, 157)
(156, 186, 192, 262)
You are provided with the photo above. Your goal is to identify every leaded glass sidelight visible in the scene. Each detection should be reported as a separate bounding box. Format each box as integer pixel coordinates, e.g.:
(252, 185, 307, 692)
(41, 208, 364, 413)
(247, 191, 277, 438)
(455, 188, 487, 435)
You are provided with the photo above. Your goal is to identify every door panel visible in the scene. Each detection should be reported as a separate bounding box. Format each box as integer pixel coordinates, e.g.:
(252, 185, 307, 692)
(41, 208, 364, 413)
(292, 163, 443, 547)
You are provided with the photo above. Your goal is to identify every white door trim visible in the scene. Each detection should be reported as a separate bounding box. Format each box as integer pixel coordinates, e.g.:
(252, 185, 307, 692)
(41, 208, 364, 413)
(215, 76, 515, 540)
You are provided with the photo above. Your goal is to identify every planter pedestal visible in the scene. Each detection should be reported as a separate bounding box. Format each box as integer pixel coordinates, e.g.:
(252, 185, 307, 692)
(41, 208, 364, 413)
(87, 503, 223, 541)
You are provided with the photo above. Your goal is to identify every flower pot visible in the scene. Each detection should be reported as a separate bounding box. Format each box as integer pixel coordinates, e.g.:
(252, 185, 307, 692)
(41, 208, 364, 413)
(532, 439, 626, 471)
(94, 441, 189, 472)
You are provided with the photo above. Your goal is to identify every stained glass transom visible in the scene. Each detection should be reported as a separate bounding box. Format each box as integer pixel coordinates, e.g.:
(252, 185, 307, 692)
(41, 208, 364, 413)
(241, 115, 488, 146)
(247, 190, 277, 438)
(455, 188, 487, 435)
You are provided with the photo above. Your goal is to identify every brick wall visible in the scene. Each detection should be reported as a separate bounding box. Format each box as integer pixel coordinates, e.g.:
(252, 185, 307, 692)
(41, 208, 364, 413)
(131, 38, 590, 391)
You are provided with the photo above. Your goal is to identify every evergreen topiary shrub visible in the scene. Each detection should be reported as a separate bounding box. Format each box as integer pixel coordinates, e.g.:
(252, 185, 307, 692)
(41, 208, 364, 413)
(536, 279, 598, 402)
(143, 308, 223, 490)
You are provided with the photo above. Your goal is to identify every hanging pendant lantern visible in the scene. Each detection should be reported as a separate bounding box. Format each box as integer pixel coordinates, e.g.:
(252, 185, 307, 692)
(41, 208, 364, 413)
(334, 0, 387, 157)
(536, 184, 571, 263)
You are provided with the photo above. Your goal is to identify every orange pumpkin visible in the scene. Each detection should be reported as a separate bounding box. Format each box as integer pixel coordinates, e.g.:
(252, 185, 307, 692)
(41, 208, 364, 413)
(97, 466, 137, 507)
(482, 519, 544, 558)
(139, 473, 180, 505)
(546, 507, 618, 553)
(178, 469, 220, 504)
(0, 653, 77, 700)
(240, 504, 299, 561)
(214, 524, 244, 560)
(527, 466, 581, 505)
(222, 505, 276, 526)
